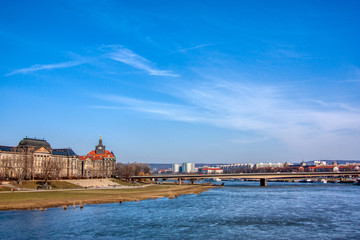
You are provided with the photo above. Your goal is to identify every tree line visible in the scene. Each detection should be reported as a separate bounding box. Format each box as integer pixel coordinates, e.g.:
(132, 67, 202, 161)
(115, 162, 151, 180)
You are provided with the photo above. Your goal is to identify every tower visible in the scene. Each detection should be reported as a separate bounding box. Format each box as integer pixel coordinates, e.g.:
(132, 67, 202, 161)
(95, 135, 106, 154)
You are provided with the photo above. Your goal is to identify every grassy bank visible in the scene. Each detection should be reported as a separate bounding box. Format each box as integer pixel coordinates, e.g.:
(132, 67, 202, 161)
(110, 179, 143, 186)
(0, 186, 11, 191)
(0, 184, 216, 211)
(10, 180, 82, 190)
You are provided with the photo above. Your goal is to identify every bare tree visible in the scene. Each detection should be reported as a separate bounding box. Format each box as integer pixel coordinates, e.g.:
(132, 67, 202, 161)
(13, 154, 27, 182)
(121, 163, 135, 181)
(115, 162, 134, 180)
(115, 162, 124, 178)
(52, 156, 63, 180)
(133, 162, 141, 176)
(41, 157, 62, 182)
(0, 157, 6, 180)
(42, 158, 53, 183)
(0, 153, 21, 180)
(140, 163, 150, 174)
(115, 162, 151, 181)
(16, 147, 35, 180)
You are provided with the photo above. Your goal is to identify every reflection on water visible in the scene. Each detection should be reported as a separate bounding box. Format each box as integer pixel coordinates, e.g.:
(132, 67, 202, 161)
(1, 182, 360, 240)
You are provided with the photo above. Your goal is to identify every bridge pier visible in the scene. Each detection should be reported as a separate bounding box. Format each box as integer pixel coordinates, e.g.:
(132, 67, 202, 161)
(178, 178, 182, 185)
(260, 178, 267, 187)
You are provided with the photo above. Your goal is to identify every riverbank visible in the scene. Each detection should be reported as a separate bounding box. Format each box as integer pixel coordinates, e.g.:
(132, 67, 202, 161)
(0, 184, 216, 211)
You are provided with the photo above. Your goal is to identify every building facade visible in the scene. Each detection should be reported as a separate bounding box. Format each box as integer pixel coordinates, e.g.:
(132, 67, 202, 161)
(0, 137, 116, 180)
(182, 162, 195, 173)
(199, 167, 224, 174)
(171, 163, 180, 173)
(78, 136, 116, 178)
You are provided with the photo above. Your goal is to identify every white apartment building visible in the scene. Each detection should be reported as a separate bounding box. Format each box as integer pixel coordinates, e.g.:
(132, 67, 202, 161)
(182, 162, 195, 173)
(172, 163, 180, 173)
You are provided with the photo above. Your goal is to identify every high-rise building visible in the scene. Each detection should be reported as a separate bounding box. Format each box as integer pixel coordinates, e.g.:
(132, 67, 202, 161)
(182, 162, 195, 173)
(172, 163, 180, 173)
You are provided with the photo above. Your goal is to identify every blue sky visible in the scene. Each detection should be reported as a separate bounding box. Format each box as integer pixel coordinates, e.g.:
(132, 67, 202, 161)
(1, 0, 359, 163)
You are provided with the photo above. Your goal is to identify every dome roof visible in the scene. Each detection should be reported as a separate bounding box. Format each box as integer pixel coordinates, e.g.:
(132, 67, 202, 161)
(18, 137, 52, 150)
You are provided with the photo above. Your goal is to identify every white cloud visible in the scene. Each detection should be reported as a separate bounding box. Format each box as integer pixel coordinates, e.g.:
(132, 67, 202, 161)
(106, 46, 180, 77)
(6, 45, 180, 78)
(96, 79, 360, 159)
(96, 94, 202, 122)
(5, 61, 84, 76)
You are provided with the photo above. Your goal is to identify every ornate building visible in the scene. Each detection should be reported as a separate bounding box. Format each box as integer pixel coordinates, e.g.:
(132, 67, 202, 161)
(78, 136, 116, 178)
(0, 137, 116, 180)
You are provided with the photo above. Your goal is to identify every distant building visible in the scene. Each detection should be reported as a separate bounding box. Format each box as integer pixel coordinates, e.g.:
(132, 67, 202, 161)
(200, 167, 223, 174)
(172, 163, 180, 173)
(307, 164, 359, 172)
(237, 163, 254, 169)
(182, 162, 195, 173)
(255, 163, 284, 169)
(158, 169, 172, 174)
(314, 161, 327, 166)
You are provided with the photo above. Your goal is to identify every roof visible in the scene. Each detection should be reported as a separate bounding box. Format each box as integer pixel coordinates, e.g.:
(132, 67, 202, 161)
(52, 148, 78, 156)
(0, 145, 17, 152)
(18, 137, 52, 150)
(308, 165, 336, 169)
(79, 150, 115, 161)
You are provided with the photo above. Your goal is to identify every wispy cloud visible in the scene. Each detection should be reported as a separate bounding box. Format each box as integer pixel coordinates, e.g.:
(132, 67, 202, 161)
(5, 61, 85, 76)
(95, 94, 201, 122)
(95, 78, 360, 158)
(175, 43, 216, 53)
(106, 46, 180, 77)
(5, 45, 180, 78)
(95, 80, 360, 134)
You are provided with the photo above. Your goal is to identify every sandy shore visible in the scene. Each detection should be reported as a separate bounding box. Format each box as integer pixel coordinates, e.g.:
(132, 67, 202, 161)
(0, 184, 216, 211)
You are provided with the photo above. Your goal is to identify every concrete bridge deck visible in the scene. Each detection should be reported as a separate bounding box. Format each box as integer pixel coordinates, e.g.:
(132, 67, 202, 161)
(131, 171, 360, 186)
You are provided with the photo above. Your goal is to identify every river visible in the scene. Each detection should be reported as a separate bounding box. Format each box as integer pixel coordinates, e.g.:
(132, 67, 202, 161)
(1, 182, 359, 239)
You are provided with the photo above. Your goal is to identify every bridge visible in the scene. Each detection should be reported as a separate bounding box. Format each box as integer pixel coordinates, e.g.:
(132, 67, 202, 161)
(131, 171, 360, 186)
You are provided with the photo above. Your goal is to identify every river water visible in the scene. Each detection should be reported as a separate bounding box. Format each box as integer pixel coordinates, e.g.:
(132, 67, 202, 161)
(1, 182, 360, 240)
